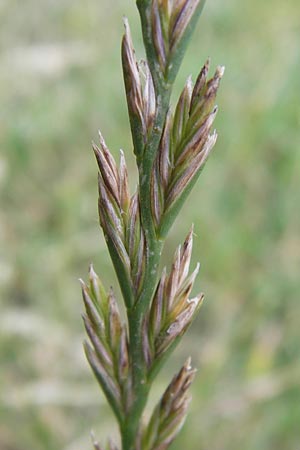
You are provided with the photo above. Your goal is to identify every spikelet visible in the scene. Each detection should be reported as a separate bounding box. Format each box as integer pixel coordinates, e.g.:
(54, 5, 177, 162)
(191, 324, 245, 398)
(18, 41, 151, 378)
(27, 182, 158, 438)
(151, 60, 224, 237)
(142, 358, 196, 450)
(122, 18, 156, 157)
(80, 265, 131, 424)
(93, 133, 146, 305)
(145, 228, 203, 372)
(151, 0, 206, 80)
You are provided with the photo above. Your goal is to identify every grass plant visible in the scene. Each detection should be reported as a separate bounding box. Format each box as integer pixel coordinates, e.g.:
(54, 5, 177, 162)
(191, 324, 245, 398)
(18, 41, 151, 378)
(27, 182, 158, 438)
(80, 1, 223, 449)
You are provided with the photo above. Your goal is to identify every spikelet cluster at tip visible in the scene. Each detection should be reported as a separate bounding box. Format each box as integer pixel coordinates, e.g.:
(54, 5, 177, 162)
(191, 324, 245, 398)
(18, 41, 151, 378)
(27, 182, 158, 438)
(152, 0, 204, 75)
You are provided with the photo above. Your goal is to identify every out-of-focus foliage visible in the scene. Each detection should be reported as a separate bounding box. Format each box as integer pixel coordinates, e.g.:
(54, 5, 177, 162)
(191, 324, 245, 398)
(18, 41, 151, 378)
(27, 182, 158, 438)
(1, 0, 299, 449)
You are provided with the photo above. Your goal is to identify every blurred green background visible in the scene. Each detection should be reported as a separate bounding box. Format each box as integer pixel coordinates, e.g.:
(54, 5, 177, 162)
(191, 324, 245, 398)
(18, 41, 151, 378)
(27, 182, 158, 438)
(1, 0, 300, 449)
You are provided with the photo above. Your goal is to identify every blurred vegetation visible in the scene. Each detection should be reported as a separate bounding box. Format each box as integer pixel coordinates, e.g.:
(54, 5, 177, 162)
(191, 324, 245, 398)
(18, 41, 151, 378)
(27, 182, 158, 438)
(1, 0, 300, 449)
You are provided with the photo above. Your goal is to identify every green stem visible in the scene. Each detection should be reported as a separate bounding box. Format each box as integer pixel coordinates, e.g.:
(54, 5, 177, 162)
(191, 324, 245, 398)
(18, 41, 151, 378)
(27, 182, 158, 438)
(122, 240, 163, 450)
(122, 39, 171, 450)
(121, 307, 149, 450)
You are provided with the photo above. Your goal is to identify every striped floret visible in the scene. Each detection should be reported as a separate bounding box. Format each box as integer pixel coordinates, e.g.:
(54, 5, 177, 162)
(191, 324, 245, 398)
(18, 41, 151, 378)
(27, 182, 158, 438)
(151, 0, 206, 79)
(151, 60, 224, 236)
(122, 18, 156, 158)
(80, 265, 132, 425)
(141, 358, 196, 450)
(93, 134, 146, 305)
(143, 227, 204, 372)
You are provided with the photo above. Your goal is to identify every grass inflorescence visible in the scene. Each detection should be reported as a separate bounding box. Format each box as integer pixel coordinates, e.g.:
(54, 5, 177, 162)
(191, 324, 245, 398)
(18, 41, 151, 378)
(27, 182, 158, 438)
(81, 1, 223, 449)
